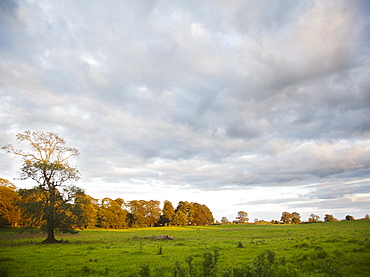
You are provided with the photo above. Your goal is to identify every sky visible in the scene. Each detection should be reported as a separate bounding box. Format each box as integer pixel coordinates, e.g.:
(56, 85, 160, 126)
(1, 0, 370, 223)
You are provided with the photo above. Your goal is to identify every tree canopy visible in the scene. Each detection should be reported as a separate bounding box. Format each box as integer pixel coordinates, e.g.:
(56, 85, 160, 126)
(0, 179, 21, 227)
(3, 131, 81, 243)
(324, 214, 337, 222)
(236, 211, 249, 223)
(280, 212, 301, 224)
(309, 214, 320, 223)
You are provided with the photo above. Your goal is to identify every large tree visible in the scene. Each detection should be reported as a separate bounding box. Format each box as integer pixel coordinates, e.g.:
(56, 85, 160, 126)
(2, 131, 81, 243)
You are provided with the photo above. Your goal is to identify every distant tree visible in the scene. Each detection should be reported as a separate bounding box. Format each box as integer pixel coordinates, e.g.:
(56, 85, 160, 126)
(114, 198, 129, 227)
(145, 200, 161, 227)
(202, 204, 215, 225)
(291, 212, 301, 224)
(3, 131, 81, 243)
(174, 202, 214, 226)
(176, 201, 192, 223)
(189, 203, 202, 225)
(127, 200, 147, 227)
(126, 200, 161, 227)
(324, 214, 337, 222)
(309, 214, 320, 223)
(98, 198, 128, 228)
(345, 215, 355, 221)
(0, 179, 21, 226)
(72, 191, 98, 229)
(221, 217, 229, 224)
(236, 211, 249, 223)
(159, 200, 175, 226)
(172, 210, 187, 226)
(190, 203, 214, 225)
(365, 214, 370, 220)
(280, 212, 292, 224)
(17, 187, 48, 227)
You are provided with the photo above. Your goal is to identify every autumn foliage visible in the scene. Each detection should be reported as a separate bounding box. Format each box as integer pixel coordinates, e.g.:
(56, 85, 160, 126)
(0, 181, 214, 229)
(1, 131, 214, 238)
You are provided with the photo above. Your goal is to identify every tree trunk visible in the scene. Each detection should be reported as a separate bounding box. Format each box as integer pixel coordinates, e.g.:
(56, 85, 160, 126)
(43, 225, 59, 243)
(43, 186, 60, 243)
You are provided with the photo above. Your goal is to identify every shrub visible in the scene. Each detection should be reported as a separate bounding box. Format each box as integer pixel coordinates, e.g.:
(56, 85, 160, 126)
(253, 250, 276, 277)
(202, 250, 220, 277)
(138, 264, 150, 277)
(172, 261, 186, 277)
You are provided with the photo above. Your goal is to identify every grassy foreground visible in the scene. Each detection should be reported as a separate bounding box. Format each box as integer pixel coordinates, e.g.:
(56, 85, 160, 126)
(0, 220, 369, 276)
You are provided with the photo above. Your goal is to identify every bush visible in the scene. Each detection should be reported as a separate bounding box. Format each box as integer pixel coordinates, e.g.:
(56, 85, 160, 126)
(138, 265, 151, 277)
(202, 250, 220, 277)
(0, 266, 9, 277)
(253, 250, 276, 276)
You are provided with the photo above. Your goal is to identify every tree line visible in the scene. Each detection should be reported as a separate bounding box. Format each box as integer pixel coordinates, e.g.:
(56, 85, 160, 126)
(219, 210, 369, 225)
(278, 211, 368, 223)
(1, 131, 214, 243)
(1, 131, 368, 243)
(0, 178, 214, 230)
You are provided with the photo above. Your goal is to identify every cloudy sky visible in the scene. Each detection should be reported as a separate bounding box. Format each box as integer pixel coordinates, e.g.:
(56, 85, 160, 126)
(1, 0, 370, 222)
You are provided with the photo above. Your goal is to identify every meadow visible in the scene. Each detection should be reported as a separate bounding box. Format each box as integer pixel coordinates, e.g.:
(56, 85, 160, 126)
(0, 220, 369, 276)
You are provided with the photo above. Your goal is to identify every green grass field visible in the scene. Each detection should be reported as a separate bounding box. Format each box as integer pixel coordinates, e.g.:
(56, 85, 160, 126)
(1, 220, 369, 276)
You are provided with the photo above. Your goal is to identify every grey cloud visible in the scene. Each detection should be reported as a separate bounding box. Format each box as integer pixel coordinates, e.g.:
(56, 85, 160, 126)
(237, 197, 306, 207)
(303, 179, 370, 200)
(0, 0, 19, 49)
(1, 0, 369, 219)
(237, 183, 370, 214)
(287, 196, 370, 211)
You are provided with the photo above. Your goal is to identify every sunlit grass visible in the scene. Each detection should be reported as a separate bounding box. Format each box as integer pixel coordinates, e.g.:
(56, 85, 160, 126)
(1, 221, 369, 276)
